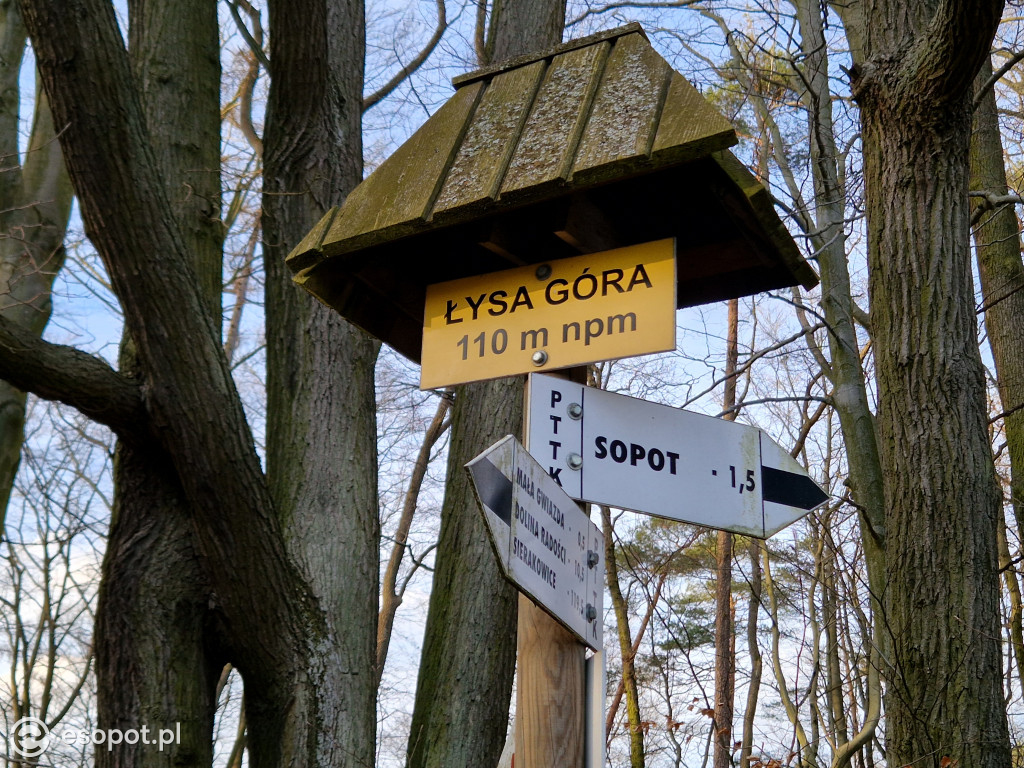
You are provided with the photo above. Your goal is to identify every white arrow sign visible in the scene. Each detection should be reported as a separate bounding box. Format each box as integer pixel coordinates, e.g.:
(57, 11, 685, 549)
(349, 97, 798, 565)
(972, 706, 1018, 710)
(527, 373, 828, 538)
(466, 435, 604, 650)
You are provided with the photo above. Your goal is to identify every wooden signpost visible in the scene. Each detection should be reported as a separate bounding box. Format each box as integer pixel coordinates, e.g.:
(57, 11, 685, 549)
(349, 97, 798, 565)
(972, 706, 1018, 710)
(287, 22, 821, 768)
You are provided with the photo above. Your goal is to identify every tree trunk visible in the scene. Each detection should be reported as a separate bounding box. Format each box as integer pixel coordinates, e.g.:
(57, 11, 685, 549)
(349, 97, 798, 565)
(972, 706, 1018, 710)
(486, 0, 564, 64)
(94, 2, 225, 764)
(738, 540, 761, 768)
(713, 299, 738, 768)
(997, 521, 1024, 691)
(263, 0, 380, 762)
(96, 437, 218, 768)
(712, 530, 734, 768)
(792, 4, 885, 764)
(602, 505, 645, 767)
(970, 57, 1024, 545)
(604, 569, 666, 740)
(821, 527, 849, 751)
(970, 48, 1024, 723)
(847, 2, 1011, 763)
(794, 0, 886, 609)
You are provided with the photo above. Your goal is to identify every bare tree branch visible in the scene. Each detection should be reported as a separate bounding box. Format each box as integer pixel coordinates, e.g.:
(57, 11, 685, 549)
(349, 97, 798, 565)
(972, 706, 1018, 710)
(236, 49, 264, 157)
(789, 373, 829, 459)
(683, 322, 825, 409)
(717, 395, 833, 418)
(568, 0, 702, 29)
(224, 225, 259, 363)
(363, 0, 447, 112)
(989, 398, 1024, 426)
(970, 188, 1024, 226)
(0, 314, 144, 435)
(852, 303, 871, 334)
(376, 389, 453, 683)
(974, 47, 1024, 108)
(226, 0, 270, 71)
(791, 286, 833, 381)
(225, 0, 265, 156)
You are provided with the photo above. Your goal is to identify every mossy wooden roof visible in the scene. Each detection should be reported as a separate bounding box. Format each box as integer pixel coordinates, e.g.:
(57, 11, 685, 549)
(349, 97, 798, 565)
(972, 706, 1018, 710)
(288, 23, 818, 363)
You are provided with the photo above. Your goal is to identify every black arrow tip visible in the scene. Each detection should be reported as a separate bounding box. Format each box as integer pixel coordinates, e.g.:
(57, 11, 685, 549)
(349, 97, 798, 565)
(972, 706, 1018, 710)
(469, 459, 514, 525)
(762, 466, 828, 510)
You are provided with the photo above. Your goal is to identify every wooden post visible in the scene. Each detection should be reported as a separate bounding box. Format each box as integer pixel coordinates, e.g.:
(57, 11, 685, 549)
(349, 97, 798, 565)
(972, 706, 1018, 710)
(515, 597, 586, 766)
(517, 367, 590, 767)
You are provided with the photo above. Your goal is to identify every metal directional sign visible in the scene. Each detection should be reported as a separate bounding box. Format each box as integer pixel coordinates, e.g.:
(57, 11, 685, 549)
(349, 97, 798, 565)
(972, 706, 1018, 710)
(420, 239, 677, 389)
(527, 374, 828, 538)
(467, 435, 604, 649)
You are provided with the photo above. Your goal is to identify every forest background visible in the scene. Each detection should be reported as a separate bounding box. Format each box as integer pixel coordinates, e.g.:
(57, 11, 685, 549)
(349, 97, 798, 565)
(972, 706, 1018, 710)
(0, 0, 1020, 767)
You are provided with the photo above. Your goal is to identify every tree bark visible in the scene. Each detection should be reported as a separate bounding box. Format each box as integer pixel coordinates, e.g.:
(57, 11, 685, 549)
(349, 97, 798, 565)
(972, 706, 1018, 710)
(712, 530, 734, 768)
(96, 435, 218, 768)
(486, 0, 564, 65)
(93, 3, 225, 766)
(847, 2, 1011, 764)
(0, 316, 143, 432)
(263, 0, 380, 762)
(128, 0, 221, 318)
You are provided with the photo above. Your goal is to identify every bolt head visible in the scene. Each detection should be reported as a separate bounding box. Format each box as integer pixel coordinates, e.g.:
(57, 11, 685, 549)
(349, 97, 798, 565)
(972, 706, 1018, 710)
(531, 350, 548, 366)
(567, 402, 583, 420)
(586, 604, 597, 622)
(535, 264, 552, 280)
(566, 452, 583, 470)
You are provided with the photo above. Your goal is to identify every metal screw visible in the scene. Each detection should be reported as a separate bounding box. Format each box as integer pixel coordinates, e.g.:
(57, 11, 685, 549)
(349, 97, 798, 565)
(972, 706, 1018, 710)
(531, 350, 548, 366)
(587, 550, 599, 568)
(567, 402, 583, 420)
(535, 264, 552, 280)
(586, 604, 597, 622)
(566, 453, 583, 470)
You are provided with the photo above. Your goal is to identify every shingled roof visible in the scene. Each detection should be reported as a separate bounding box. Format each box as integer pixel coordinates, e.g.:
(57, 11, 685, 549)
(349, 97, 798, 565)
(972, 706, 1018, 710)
(288, 23, 818, 363)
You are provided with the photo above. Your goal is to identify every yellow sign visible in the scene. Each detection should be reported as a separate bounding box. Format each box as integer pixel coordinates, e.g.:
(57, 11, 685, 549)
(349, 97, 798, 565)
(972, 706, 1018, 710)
(420, 239, 677, 389)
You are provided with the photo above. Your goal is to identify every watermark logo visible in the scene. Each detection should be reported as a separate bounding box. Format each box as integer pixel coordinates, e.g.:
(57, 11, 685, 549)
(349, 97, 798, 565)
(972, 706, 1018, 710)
(10, 717, 51, 759)
(5, 716, 181, 757)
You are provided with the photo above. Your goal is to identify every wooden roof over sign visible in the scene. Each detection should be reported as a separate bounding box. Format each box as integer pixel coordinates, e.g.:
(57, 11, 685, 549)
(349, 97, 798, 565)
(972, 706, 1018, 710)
(287, 23, 819, 364)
